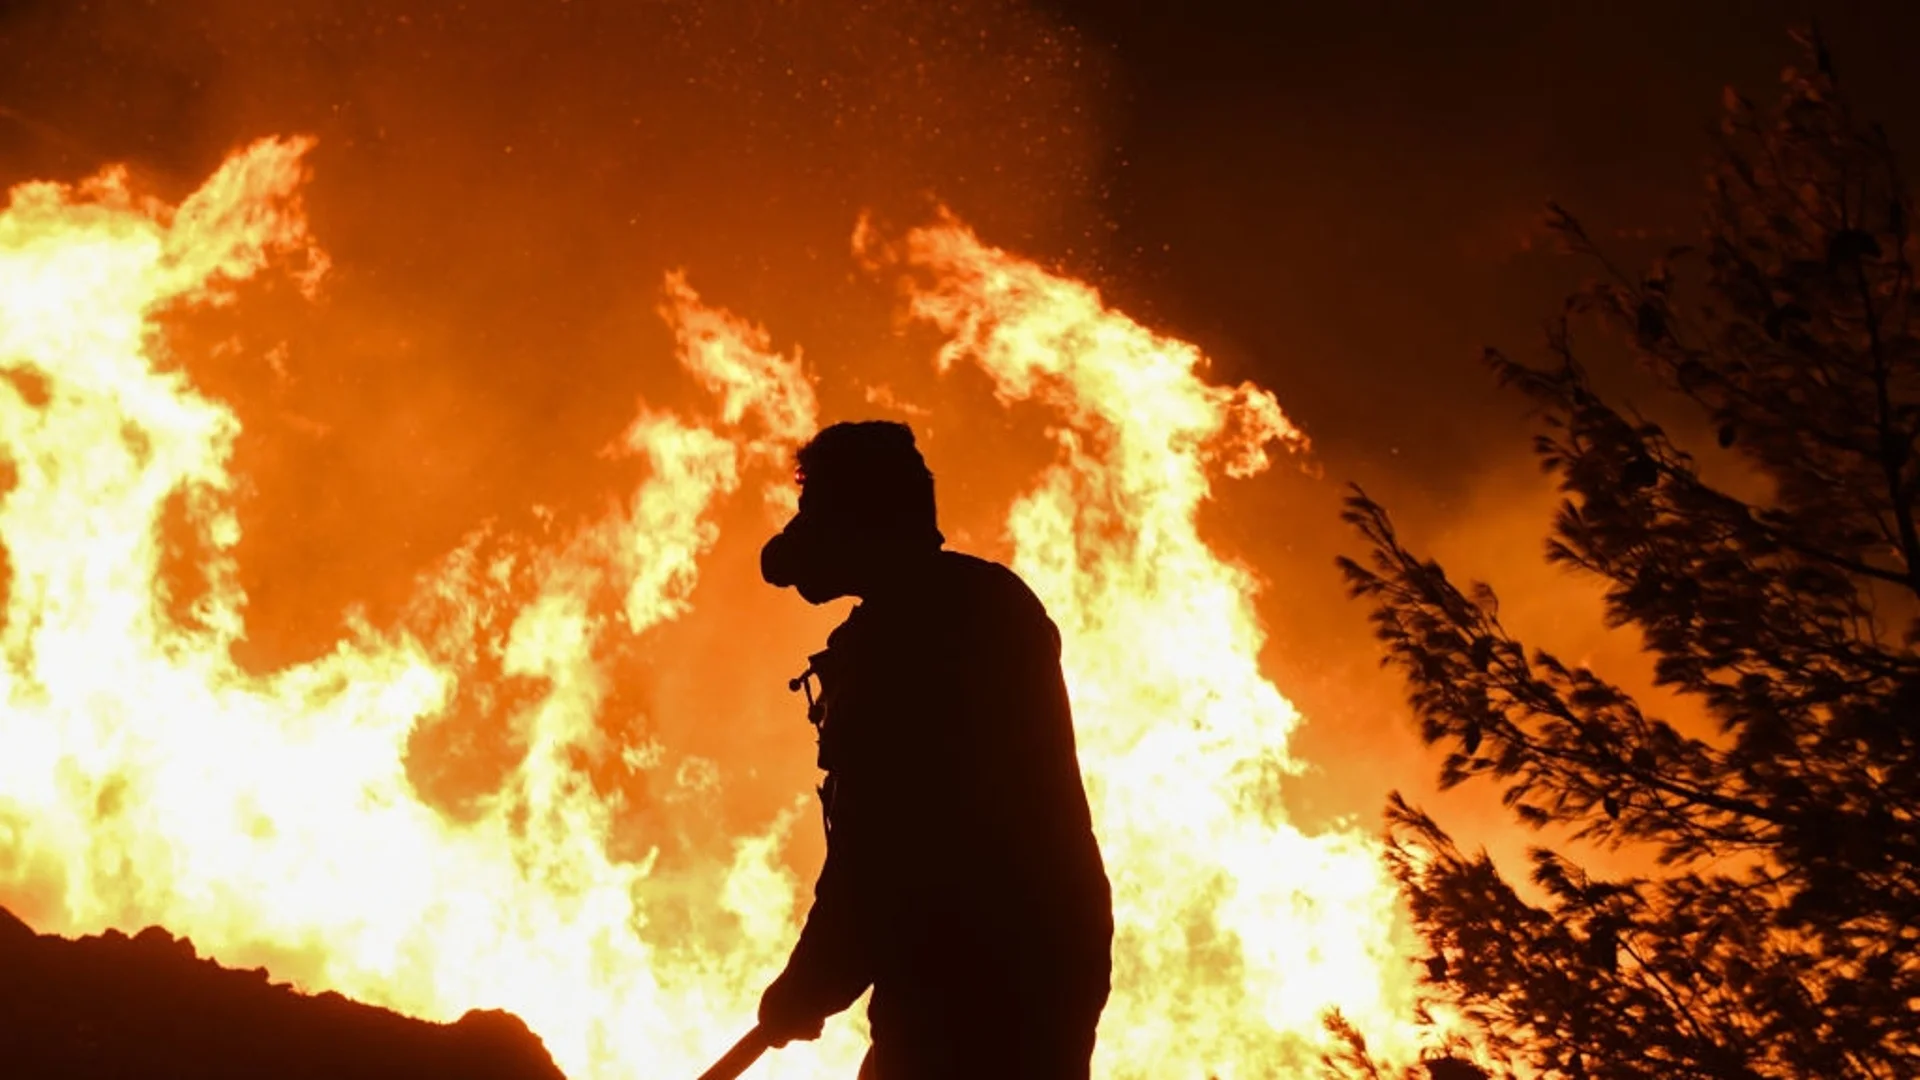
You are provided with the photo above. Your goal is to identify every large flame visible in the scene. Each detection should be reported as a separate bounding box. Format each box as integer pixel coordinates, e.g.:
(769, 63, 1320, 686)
(0, 140, 1416, 1076)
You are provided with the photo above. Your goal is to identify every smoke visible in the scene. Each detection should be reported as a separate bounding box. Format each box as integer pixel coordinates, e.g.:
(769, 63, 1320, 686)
(0, 0, 1111, 663)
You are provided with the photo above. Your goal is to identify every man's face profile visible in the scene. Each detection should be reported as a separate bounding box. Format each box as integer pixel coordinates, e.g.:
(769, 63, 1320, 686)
(763, 420, 941, 604)
(760, 487, 864, 605)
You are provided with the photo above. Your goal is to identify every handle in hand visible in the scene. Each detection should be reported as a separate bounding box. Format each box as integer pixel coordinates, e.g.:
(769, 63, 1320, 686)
(697, 1026, 773, 1080)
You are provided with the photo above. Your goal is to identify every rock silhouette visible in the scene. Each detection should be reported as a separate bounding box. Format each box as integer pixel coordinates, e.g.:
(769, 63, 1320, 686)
(0, 905, 566, 1080)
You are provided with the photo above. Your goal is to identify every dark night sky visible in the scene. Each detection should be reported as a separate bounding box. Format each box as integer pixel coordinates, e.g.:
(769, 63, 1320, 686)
(3, 0, 1917, 842)
(1046, 1, 1920, 484)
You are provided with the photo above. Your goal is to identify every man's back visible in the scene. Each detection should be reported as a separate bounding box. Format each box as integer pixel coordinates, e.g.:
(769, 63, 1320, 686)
(824, 552, 1108, 944)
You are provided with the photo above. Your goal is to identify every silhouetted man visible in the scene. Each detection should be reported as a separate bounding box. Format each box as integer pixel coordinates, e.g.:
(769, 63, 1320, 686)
(756, 421, 1113, 1079)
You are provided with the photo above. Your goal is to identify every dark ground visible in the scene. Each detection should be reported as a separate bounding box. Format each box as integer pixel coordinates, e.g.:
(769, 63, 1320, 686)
(0, 904, 565, 1080)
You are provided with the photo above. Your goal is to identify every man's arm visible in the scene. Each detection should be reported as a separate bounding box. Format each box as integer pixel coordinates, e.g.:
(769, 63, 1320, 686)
(757, 804, 873, 1044)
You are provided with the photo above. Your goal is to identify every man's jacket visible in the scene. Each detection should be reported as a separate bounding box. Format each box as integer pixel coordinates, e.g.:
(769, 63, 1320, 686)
(761, 551, 1113, 1071)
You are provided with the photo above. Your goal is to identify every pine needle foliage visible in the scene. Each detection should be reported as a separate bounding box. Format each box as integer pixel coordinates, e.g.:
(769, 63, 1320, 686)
(1328, 32, 1920, 1080)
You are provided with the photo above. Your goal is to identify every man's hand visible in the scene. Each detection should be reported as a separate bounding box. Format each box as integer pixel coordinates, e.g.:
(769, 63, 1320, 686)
(756, 984, 826, 1048)
(759, 1013, 824, 1049)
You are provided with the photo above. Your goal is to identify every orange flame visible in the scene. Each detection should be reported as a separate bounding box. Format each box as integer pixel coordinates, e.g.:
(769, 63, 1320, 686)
(0, 141, 1417, 1076)
(877, 216, 1419, 1073)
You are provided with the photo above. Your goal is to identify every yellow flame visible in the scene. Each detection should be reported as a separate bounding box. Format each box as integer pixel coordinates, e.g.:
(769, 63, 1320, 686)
(0, 141, 1416, 1078)
(881, 217, 1417, 1074)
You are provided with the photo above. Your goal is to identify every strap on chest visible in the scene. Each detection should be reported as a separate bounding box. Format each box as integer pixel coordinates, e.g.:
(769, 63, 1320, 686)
(789, 648, 840, 835)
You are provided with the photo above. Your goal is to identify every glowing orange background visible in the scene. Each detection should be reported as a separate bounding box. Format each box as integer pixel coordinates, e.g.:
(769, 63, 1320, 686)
(4, 3, 1919, 1077)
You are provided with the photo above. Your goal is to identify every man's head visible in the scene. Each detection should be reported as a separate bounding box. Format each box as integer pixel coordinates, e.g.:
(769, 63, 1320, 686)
(760, 420, 944, 604)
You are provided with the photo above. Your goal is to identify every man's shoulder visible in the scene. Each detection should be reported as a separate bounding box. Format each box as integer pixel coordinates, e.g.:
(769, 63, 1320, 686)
(931, 551, 1053, 629)
(934, 549, 1030, 598)
(847, 552, 1057, 652)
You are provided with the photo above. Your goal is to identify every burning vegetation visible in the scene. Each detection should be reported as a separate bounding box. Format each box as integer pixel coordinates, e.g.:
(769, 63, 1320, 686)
(0, 130, 1414, 1076)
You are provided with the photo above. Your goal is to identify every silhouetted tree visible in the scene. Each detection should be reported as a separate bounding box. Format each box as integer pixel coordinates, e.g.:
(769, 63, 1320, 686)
(1330, 33, 1920, 1080)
